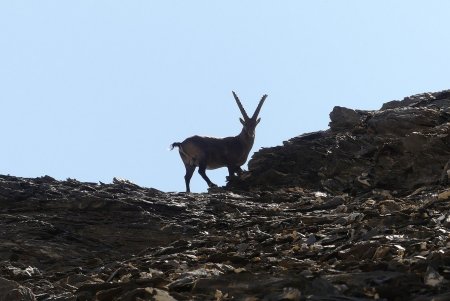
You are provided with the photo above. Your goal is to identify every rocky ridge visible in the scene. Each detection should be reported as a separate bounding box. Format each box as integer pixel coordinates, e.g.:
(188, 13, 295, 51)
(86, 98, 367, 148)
(1, 90, 450, 301)
(231, 90, 450, 195)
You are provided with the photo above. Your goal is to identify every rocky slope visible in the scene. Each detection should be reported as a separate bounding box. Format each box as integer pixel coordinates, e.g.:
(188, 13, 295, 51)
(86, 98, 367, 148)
(230, 90, 450, 195)
(1, 90, 450, 301)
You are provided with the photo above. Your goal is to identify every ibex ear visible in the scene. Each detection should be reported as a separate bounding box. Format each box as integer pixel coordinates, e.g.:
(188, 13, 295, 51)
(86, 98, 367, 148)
(240, 118, 245, 125)
(256, 118, 261, 125)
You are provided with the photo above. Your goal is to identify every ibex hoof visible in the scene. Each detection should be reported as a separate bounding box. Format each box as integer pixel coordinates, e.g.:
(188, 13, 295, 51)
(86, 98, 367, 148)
(208, 185, 223, 193)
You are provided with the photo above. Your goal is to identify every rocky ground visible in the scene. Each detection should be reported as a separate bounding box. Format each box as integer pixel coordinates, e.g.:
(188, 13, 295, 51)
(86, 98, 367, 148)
(1, 176, 450, 301)
(1, 90, 449, 301)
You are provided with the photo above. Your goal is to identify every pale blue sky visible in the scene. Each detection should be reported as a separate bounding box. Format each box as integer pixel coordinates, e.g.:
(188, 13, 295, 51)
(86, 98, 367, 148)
(1, 1, 449, 192)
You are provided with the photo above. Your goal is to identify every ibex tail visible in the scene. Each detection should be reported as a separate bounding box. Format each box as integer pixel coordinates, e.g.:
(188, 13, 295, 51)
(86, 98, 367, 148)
(170, 142, 182, 151)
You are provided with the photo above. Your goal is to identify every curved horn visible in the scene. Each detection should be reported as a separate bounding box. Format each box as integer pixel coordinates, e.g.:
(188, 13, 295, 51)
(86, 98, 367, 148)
(251, 94, 268, 120)
(232, 91, 250, 121)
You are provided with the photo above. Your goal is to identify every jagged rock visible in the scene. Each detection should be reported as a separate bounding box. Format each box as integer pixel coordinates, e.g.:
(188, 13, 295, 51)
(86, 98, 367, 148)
(0, 277, 36, 301)
(329, 106, 363, 131)
(230, 89, 450, 195)
(438, 189, 450, 200)
(424, 266, 447, 287)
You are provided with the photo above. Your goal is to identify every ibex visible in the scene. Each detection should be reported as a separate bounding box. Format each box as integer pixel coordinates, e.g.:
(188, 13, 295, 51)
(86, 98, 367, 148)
(171, 91, 267, 192)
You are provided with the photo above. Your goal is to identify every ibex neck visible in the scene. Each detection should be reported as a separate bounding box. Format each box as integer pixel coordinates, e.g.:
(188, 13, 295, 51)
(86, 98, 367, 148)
(238, 129, 255, 150)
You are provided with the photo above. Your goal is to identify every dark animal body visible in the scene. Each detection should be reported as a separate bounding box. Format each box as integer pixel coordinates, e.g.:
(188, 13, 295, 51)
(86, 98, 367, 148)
(171, 91, 267, 192)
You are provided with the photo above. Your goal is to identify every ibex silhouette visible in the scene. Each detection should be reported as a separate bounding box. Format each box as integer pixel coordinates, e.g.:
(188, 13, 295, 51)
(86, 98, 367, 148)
(171, 91, 267, 192)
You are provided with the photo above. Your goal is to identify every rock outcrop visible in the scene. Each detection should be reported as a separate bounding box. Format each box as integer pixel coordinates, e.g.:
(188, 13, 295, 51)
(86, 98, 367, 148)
(1, 90, 450, 300)
(229, 90, 450, 195)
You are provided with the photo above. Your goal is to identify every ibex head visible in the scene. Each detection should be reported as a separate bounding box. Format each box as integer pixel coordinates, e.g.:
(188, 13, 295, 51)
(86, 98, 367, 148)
(233, 91, 268, 138)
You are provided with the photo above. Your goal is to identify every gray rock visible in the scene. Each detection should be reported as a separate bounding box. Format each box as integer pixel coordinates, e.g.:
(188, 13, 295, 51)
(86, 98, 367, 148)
(0, 277, 35, 301)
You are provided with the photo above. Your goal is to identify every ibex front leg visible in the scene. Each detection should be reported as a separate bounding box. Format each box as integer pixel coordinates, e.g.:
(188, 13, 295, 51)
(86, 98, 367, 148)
(198, 162, 217, 188)
(227, 166, 243, 181)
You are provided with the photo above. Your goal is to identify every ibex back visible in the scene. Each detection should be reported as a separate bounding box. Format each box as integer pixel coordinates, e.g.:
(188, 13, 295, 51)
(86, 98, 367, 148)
(171, 91, 267, 192)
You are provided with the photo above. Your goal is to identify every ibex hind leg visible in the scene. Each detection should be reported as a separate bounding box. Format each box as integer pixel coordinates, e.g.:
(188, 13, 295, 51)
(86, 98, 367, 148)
(198, 162, 217, 188)
(184, 165, 196, 193)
